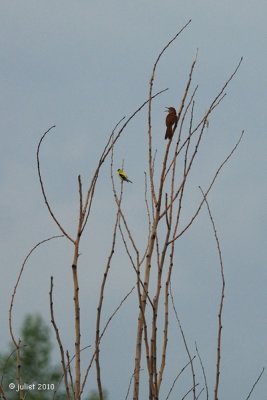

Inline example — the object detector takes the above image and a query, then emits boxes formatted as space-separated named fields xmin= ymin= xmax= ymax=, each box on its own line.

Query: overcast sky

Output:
xmin=1 ymin=1 xmax=267 ymax=399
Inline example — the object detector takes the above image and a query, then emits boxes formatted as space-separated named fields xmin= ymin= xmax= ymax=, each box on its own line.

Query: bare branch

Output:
xmin=81 ymin=287 xmax=135 ymax=395
xmin=195 ymin=342 xmax=209 ymax=400
xmin=189 ymin=57 xmax=243 ymax=142
xmin=175 ymin=49 xmax=198 ymax=132
xmin=9 ymin=235 xmax=63 ymax=348
xmin=49 ymin=276 xmax=71 ymax=399
xmin=169 ymin=130 xmax=244 ymax=243
xmin=36 ymin=126 xmax=75 ymax=243
xmin=170 ymin=283 xmax=196 ymax=399
xmin=55 ymin=345 xmax=91 ymax=400
xmin=125 ymin=369 xmax=144 ymax=400
xmin=78 ymin=174 xmax=83 ymax=223
xmin=81 ymin=89 xmax=168 ymax=235
xmin=181 ymin=383 xmax=200 ymax=400
xmin=66 ymin=350 xmax=75 ymax=399
xmin=196 ymin=387 xmax=205 ymax=399
xmin=199 ymin=187 xmax=225 ymax=400
xmin=244 ymin=367 xmax=265 ymax=400
xmin=147 ymin=19 xmax=192 ymax=211
xmin=95 ymin=208 xmax=120 ymax=400
xmin=0 ymin=384 xmax=8 ymax=400
xmin=165 ymin=356 xmax=196 ymax=400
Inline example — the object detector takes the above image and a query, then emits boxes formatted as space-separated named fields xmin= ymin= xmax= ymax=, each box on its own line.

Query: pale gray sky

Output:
xmin=1 ymin=1 xmax=267 ymax=399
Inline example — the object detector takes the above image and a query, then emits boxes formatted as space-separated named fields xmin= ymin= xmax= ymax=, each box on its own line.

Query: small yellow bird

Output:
xmin=117 ymin=169 xmax=133 ymax=183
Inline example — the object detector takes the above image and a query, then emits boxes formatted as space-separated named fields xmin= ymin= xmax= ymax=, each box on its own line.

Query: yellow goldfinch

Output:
xmin=117 ymin=169 xmax=133 ymax=183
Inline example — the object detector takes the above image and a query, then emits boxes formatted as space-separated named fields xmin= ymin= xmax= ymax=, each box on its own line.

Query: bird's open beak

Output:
xmin=165 ymin=107 xmax=170 ymax=112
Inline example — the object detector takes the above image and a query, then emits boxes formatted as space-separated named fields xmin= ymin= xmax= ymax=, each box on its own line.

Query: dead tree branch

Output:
xmin=244 ymin=367 xmax=265 ymax=400
xmin=199 ymin=188 xmax=225 ymax=400
xmin=49 ymin=276 xmax=71 ymax=399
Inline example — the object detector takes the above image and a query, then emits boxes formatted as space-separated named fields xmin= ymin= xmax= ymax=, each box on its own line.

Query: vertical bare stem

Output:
xmin=8 ymin=236 xmax=63 ymax=399
xmin=66 ymin=350 xmax=75 ymax=398
xmin=16 ymin=340 xmax=22 ymax=400
xmin=170 ymin=283 xmax=196 ymax=399
xmin=49 ymin=276 xmax=71 ymax=399
xmin=0 ymin=385 xmax=8 ymax=400
xmin=95 ymin=212 xmax=119 ymax=400
xmin=72 ymin=244 xmax=81 ymax=399
xmin=195 ymin=342 xmax=209 ymax=400
xmin=199 ymin=188 xmax=225 ymax=400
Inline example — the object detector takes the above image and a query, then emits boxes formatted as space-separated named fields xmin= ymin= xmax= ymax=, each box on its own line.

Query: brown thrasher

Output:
xmin=165 ymin=107 xmax=177 ymax=140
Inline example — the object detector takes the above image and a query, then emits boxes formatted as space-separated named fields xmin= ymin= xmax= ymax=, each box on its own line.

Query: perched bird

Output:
xmin=165 ymin=107 xmax=177 ymax=140
xmin=117 ymin=169 xmax=133 ymax=183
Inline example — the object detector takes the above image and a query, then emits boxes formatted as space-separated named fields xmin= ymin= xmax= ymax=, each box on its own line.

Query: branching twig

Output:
xmin=81 ymin=287 xmax=135 ymax=395
xmin=165 ymin=356 xmax=196 ymax=400
xmin=147 ymin=20 xmax=192 ymax=211
xmin=169 ymin=130 xmax=244 ymax=243
xmin=181 ymin=383 xmax=200 ymax=400
xmin=53 ymin=345 xmax=91 ymax=400
xmin=81 ymin=89 xmax=168 ymax=235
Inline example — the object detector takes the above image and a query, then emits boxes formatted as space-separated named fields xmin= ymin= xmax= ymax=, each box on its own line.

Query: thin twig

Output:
xmin=165 ymin=84 xmax=198 ymax=181
xmin=181 ymin=383 xmax=200 ymax=400
xmin=54 ymin=345 xmax=91 ymax=400
xmin=133 ymin=22 xmax=193 ymax=400
xmin=81 ymin=89 xmax=168 ymax=235
xmin=175 ymin=49 xmax=198 ymax=135
xmin=165 ymin=356 xmax=196 ymax=400
xmin=147 ymin=20 xmax=192 ymax=210
xmin=0 ymin=346 xmax=25 ymax=387
xmin=0 ymin=384 xmax=8 ymax=400
xmin=78 ymin=175 xmax=83 ymax=223
xmin=164 ymin=57 xmax=243 ymax=195
xmin=244 ymin=367 xmax=265 ymax=400
xmin=112 ymin=162 xmax=155 ymax=399
xmin=195 ymin=342 xmax=209 ymax=400
xmin=170 ymin=283 xmax=196 ymax=400
xmin=36 ymin=126 xmax=75 ymax=243
xmin=66 ymin=350 xmax=75 ymax=399
xmin=72 ymin=246 xmax=82 ymax=399
xmin=189 ymin=57 xmax=243 ymax=141
xmin=49 ymin=276 xmax=71 ymax=400
xmin=125 ymin=369 xmax=144 ymax=400
xmin=9 ymin=235 xmax=63 ymax=347
xmin=169 ymin=130 xmax=244 ymax=243
xmin=199 ymin=187 xmax=225 ymax=400
xmin=196 ymin=387 xmax=205 ymax=399
xmin=81 ymin=287 xmax=135 ymax=395
xmin=94 ymin=216 xmax=119 ymax=400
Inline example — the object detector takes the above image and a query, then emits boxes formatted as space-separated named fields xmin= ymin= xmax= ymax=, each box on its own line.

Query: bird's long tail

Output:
xmin=165 ymin=126 xmax=173 ymax=140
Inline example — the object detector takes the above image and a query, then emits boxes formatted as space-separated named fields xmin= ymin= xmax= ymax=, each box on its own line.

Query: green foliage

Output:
xmin=0 ymin=314 xmax=108 ymax=400
xmin=87 ymin=390 xmax=108 ymax=400
xmin=0 ymin=314 xmax=65 ymax=400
